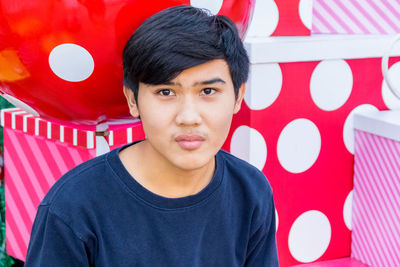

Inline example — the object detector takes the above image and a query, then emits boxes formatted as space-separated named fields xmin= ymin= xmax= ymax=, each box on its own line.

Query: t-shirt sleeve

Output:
xmin=244 ymin=195 xmax=279 ymax=267
xmin=24 ymin=204 xmax=91 ymax=267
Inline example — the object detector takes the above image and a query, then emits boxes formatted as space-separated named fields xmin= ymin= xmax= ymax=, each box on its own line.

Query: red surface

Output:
xmin=272 ymin=0 xmax=310 ymax=36
xmin=0 ymin=0 xmax=254 ymax=125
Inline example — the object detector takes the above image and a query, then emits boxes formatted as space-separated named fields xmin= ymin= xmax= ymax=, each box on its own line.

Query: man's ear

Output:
xmin=123 ymin=86 xmax=140 ymax=118
xmin=233 ymin=83 xmax=246 ymax=114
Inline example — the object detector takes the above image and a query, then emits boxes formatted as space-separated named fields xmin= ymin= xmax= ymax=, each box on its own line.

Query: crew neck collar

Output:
xmin=106 ymin=142 xmax=224 ymax=210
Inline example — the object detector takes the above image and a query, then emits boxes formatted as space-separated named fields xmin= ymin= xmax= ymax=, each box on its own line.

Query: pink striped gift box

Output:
xmin=1 ymin=108 xmax=145 ymax=261
xmin=353 ymin=110 xmax=400 ymax=267
xmin=313 ymin=0 xmax=400 ymax=34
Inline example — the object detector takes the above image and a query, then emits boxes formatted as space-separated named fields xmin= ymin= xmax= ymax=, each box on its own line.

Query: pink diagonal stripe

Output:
xmin=5 ymin=200 xmax=28 ymax=257
xmin=352 ymin=165 xmax=377 ymax=264
xmin=6 ymin=220 xmax=24 ymax=261
xmin=360 ymin=132 xmax=400 ymax=263
xmin=354 ymin=135 xmax=392 ymax=265
xmin=4 ymin=141 xmax=37 ymax=223
xmin=334 ymin=1 xmax=370 ymax=33
xmin=350 ymin=0 xmax=386 ymax=33
xmin=366 ymin=0 xmax=399 ymax=32
xmin=351 ymin=186 xmax=374 ymax=265
xmin=6 ymin=130 xmax=44 ymax=204
xmin=67 ymin=146 xmax=86 ymax=166
xmin=358 ymin=132 xmax=400 ymax=265
xmin=380 ymin=136 xmax=400 ymax=181
xmin=353 ymin=162 xmax=392 ymax=266
xmin=5 ymin=184 xmax=31 ymax=245
xmin=353 ymin=161 xmax=389 ymax=266
xmin=373 ymin=135 xmax=400 ymax=213
xmin=312 ymin=4 xmax=339 ymax=33
xmin=351 ymin=192 xmax=380 ymax=266
xmin=376 ymin=135 xmax=400 ymax=193
xmin=311 ymin=16 xmax=326 ymax=33
xmin=44 ymin=140 xmax=69 ymax=175
xmin=384 ymin=0 xmax=400 ymax=17
xmin=317 ymin=0 xmax=355 ymax=33
xmin=28 ymin=135 xmax=60 ymax=189
xmin=366 ymin=133 xmax=400 ymax=219
xmin=353 ymin=133 xmax=378 ymax=265
xmin=4 ymin=167 xmax=34 ymax=232
xmin=16 ymin=133 xmax=51 ymax=196
xmin=57 ymin=142 xmax=81 ymax=170
xmin=36 ymin=137 xmax=64 ymax=178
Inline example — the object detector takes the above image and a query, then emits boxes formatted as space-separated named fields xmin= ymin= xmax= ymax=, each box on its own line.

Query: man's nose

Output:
xmin=175 ymin=98 xmax=202 ymax=126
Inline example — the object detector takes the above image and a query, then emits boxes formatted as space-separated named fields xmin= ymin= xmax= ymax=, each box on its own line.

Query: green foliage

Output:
xmin=0 ymin=96 xmax=15 ymax=266
xmin=0 ymin=97 xmax=14 ymax=150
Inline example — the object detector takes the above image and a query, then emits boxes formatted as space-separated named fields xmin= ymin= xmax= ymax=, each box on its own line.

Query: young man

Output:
xmin=25 ymin=5 xmax=278 ymax=266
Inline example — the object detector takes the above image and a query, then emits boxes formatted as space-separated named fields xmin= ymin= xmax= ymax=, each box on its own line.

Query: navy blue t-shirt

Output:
xmin=25 ymin=142 xmax=278 ymax=266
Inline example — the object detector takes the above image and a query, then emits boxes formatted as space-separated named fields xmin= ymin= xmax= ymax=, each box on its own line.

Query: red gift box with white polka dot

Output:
xmin=222 ymin=35 xmax=400 ymax=266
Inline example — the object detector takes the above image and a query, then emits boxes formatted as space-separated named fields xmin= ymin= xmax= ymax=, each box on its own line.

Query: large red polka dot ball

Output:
xmin=0 ymin=0 xmax=254 ymax=127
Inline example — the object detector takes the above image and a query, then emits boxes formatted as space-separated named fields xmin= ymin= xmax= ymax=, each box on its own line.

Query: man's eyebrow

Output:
xmin=194 ymin=78 xmax=226 ymax=86
xmin=161 ymin=78 xmax=226 ymax=87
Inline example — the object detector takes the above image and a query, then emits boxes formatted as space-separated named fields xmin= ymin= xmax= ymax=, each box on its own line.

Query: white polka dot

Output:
xmin=275 ymin=209 xmax=279 ymax=232
xmin=190 ymin=0 xmax=223 ymax=15
xmin=289 ymin=210 xmax=331 ymax=263
xmin=343 ymin=104 xmax=378 ymax=154
xmin=246 ymin=0 xmax=279 ymax=37
xmin=244 ymin=63 xmax=282 ymax=110
xmin=299 ymin=0 xmax=313 ymax=30
xmin=310 ymin=60 xmax=353 ymax=111
xmin=277 ymin=119 xmax=321 ymax=173
xmin=344 ymin=190 xmax=353 ymax=230
xmin=1 ymin=94 xmax=40 ymax=116
xmin=230 ymin=125 xmax=267 ymax=171
xmin=49 ymin=43 xmax=94 ymax=82
xmin=382 ymin=61 xmax=400 ymax=109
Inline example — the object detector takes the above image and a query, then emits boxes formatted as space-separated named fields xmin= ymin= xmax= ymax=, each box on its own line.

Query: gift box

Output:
xmin=224 ymin=35 xmax=400 ymax=266
xmin=352 ymin=110 xmax=400 ymax=267
xmin=1 ymin=108 xmax=145 ymax=261
xmin=312 ymin=0 xmax=400 ymax=34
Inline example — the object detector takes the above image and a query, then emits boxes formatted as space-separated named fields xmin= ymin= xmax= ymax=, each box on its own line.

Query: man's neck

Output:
xmin=119 ymin=141 xmax=216 ymax=198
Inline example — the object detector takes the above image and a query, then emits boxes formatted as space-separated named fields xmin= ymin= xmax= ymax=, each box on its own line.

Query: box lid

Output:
xmin=0 ymin=108 xmax=144 ymax=149
xmin=245 ymin=34 xmax=400 ymax=63
xmin=354 ymin=109 xmax=400 ymax=142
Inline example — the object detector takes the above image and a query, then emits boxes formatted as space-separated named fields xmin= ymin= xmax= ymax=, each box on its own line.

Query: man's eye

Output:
xmin=158 ymin=89 xmax=175 ymax=96
xmin=200 ymin=88 xmax=216 ymax=95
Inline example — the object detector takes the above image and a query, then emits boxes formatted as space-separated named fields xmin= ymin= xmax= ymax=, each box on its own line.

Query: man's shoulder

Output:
xmin=40 ymin=152 xmax=114 ymax=211
xmin=219 ymin=150 xmax=273 ymax=200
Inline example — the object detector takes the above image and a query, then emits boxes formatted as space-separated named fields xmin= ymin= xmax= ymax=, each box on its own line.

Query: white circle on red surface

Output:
xmin=277 ymin=119 xmax=321 ymax=173
xmin=344 ymin=190 xmax=353 ymax=230
xmin=343 ymin=104 xmax=378 ymax=154
xmin=275 ymin=209 xmax=279 ymax=232
xmin=310 ymin=60 xmax=353 ymax=111
xmin=49 ymin=43 xmax=94 ymax=82
xmin=382 ymin=61 xmax=400 ymax=109
xmin=299 ymin=0 xmax=313 ymax=30
xmin=230 ymin=125 xmax=267 ymax=171
xmin=246 ymin=0 xmax=279 ymax=37
xmin=244 ymin=63 xmax=282 ymax=110
xmin=190 ymin=0 xmax=223 ymax=15
xmin=289 ymin=210 xmax=331 ymax=263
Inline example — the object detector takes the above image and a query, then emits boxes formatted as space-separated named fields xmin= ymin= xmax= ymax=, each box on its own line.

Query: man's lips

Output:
xmin=175 ymin=134 xmax=205 ymax=150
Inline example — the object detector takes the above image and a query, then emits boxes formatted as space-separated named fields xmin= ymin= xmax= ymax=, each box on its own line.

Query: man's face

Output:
xmin=123 ymin=59 xmax=245 ymax=171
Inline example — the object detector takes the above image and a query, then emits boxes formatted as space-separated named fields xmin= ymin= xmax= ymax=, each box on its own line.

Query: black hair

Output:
xmin=122 ymin=5 xmax=249 ymax=102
